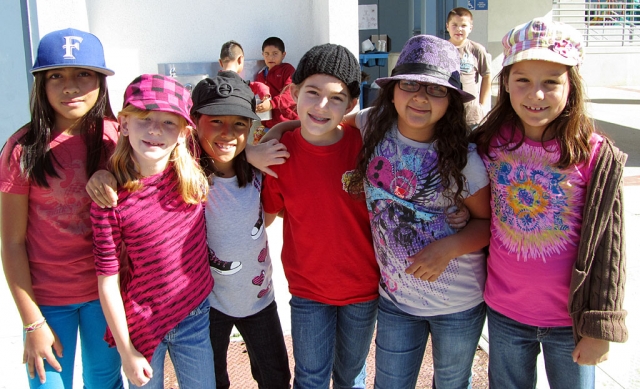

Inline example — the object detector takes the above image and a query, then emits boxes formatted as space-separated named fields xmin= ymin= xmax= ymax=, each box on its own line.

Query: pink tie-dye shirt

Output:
xmin=482 ymin=124 xmax=602 ymax=327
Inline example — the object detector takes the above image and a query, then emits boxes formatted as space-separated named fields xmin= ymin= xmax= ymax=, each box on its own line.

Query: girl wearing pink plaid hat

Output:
xmin=472 ymin=18 xmax=627 ymax=388
xmin=90 ymin=74 xmax=215 ymax=388
xmin=0 ymin=28 xmax=123 ymax=388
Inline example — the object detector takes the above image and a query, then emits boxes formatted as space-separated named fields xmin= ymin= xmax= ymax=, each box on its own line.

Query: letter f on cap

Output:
xmin=63 ymin=36 xmax=83 ymax=59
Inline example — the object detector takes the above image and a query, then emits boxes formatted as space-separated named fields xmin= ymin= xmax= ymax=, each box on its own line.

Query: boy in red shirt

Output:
xmin=255 ymin=37 xmax=298 ymax=132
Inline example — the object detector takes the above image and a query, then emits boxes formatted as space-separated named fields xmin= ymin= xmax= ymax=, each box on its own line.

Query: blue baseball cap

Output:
xmin=31 ymin=28 xmax=114 ymax=76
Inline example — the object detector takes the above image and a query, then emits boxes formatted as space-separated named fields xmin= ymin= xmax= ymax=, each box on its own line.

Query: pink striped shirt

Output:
xmin=91 ymin=167 xmax=213 ymax=361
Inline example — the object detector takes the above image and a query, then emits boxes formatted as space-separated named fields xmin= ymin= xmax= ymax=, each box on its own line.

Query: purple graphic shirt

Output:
xmin=364 ymin=126 xmax=489 ymax=316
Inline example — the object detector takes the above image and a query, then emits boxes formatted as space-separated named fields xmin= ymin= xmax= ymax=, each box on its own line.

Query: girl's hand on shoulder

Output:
xmin=24 ymin=322 xmax=62 ymax=384
xmin=246 ymin=140 xmax=290 ymax=178
xmin=572 ymin=336 xmax=610 ymax=365
xmin=405 ymin=239 xmax=454 ymax=282
xmin=446 ymin=205 xmax=470 ymax=229
xmin=121 ymin=347 xmax=153 ymax=387
xmin=86 ymin=169 xmax=118 ymax=208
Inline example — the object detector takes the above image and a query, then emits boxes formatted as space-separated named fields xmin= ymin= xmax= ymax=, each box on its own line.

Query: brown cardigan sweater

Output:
xmin=569 ymin=138 xmax=628 ymax=344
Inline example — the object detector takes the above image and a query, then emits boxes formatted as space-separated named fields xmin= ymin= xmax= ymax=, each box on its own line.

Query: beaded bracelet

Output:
xmin=24 ymin=317 xmax=46 ymax=333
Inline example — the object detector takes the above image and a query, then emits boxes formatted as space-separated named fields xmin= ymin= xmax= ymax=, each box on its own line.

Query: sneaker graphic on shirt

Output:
xmin=208 ymin=247 xmax=242 ymax=275
xmin=251 ymin=204 xmax=264 ymax=239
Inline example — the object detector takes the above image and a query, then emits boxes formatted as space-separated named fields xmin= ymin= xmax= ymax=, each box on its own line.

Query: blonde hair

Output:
xmin=110 ymin=106 xmax=208 ymax=204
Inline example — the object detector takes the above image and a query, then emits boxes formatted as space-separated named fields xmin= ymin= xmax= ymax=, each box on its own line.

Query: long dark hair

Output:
xmin=9 ymin=71 xmax=115 ymax=187
xmin=193 ymin=112 xmax=253 ymax=188
xmin=350 ymin=81 xmax=470 ymax=208
xmin=472 ymin=65 xmax=594 ymax=168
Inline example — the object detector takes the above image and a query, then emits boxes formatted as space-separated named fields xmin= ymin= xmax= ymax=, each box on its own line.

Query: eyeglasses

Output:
xmin=397 ymin=80 xmax=449 ymax=98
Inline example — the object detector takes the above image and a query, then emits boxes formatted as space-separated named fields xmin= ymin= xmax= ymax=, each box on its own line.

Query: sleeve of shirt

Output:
xmin=91 ymin=202 xmax=122 ymax=276
xmin=0 ymin=131 xmax=30 ymax=194
xmin=250 ymin=81 xmax=271 ymax=100
xmin=355 ymin=108 xmax=372 ymax=138
xmin=269 ymin=64 xmax=296 ymax=111
xmin=476 ymin=43 xmax=491 ymax=76
xmin=261 ymin=172 xmax=284 ymax=215
xmin=462 ymin=146 xmax=490 ymax=197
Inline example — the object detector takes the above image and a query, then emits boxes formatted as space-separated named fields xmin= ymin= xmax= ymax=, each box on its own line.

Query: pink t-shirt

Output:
xmin=92 ymin=167 xmax=213 ymax=361
xmin=482 ymin=124 xmax=603 ymax=327
xmin=0 ymin=120 xmax=118 ymax=306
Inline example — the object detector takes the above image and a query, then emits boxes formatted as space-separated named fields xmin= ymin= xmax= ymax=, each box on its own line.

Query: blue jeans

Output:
xmin=130 ymin=299 xmax=215 ymax=389
xmin=290 ymin=296 xmax=378 ymax=389
xmin=374 ymin=297 xmax=485 ymax=389
xmin=209 ymin=300 xmax=290 ymax=389
xmin=28 ymin=299 xmax=123 ymax=389
xmin=487 ymin=306 xmax=595 ymax=389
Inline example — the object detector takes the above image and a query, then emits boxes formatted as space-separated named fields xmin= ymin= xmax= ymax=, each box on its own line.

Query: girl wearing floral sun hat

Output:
xmin=472 ymin=18 xmax=627 ymax=389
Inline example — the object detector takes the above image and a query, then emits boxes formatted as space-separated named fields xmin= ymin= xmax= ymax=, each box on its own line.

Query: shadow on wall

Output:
xmin=589 ymin=99 xmax=640 ymax=105
xmin=595 ymin=119 xmax=640 ymax=168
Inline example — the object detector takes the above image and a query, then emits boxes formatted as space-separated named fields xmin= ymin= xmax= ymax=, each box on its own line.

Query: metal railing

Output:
xmin=552 ymin=0 xmax=640 ymax=46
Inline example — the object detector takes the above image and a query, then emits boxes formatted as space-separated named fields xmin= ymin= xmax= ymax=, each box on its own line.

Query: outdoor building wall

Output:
xmin=1 ymin=1 xmax=33 ymax=144
xmin=1 ymin=0 xmax=358 ymax=143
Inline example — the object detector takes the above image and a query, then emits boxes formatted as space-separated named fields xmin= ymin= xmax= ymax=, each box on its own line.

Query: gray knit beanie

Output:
xmin=292 ymin=43 xmax=361 ymax=99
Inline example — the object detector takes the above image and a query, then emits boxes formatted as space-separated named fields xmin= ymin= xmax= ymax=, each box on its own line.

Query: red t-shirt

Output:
xmin=262 ymin=125 xmax=379 ymax=305
xmin=0 ymin=120 xmax=118 ymax=306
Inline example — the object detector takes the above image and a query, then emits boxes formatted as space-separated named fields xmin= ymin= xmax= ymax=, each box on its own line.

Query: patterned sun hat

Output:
xmin=375 ymin=35 xmax=475 ymax=102
xmin=502 ymin=18 xmax=585 ymax=67
xmin=123 ymin=74 xmax=195 ymax=127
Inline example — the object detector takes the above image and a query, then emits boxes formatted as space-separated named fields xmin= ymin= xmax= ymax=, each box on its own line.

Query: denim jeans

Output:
xmin=374 ymin=297 xmax=485 ymax=389
xmin=209 ymin=300 xmax=290 ymax=389
xmin=130 ymin=299 xmax=215 ymax=389
xmin=487 ymin=306 xmax=595 ymax=389
xmin=28 ymin=299 xmax=123 ymax=389
xmin=290 ymin=295 xmax=378 ymax=389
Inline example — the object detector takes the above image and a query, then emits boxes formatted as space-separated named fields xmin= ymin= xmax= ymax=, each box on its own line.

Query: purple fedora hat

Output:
xmin=375 ymin=35 xmax=475 ymax=103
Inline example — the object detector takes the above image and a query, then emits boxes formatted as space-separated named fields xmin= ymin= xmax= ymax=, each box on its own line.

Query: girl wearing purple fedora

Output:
xmin=348 ymin=35 xmax=491 ymax=388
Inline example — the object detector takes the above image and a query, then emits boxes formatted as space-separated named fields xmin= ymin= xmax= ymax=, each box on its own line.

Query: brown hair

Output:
xmin=472 ymin=65 xmax=594 ymax=168
xmin=447 ymin=7 xmax=473 ymax=23
xmin=7 ymin=71 xmax=115 ymax=187
xmin=350 ymin=81 xmax=470 ymax=209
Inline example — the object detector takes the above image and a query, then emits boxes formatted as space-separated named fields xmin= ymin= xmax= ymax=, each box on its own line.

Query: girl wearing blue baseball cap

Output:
xmin=0 ymin=28 xmax=123 ymax=388
xmin=472 ymin=18 xmax=627 ymax=388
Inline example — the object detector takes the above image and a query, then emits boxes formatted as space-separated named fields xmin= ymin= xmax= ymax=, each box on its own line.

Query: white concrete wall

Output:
xmin=485 ymin=0 xmax=554 ymax=80
xmin=0 ymin=2 xmax=32 ymax=144
xmin=81 ymin=0 xmax=358 ymax=110
xmin=7 ymin=0 xmax=358 ymax=127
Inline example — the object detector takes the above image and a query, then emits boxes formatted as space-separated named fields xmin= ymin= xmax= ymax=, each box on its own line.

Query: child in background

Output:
xmin=0 ymin=28 xmax=123 ymax=388
xmin=190 ymin=71 xmax=291 ymax=389
xmin=255 ymin=37 xmax=298 ymax=134
xmin=219 ymin=40 xmax=271 ymax=112
xmin=446 ymin=7 xmax=491 ymax=128
xmin=218 ymin=40 xmax=272 ymax=145
xmin=472 ymin=19 xmax=627 ymax=388
xmin=91 ymin=74 xmax=214 ymax=389
xmin=261 ymin=43 xmax=379 ymax=388
xmin=348 ymin=35 xmax=491 ymax=388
